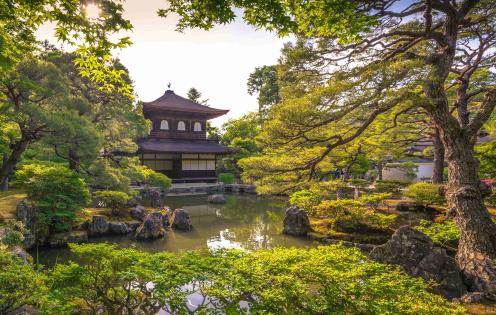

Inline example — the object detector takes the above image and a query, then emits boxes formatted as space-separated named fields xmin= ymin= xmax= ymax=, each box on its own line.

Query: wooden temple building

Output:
xmin=137 ymin=89 xmax=233 ymax=182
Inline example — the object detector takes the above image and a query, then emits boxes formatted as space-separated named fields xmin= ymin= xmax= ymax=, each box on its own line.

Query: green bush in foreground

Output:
xmin=1 ymin=243 xmax=462 ymax=314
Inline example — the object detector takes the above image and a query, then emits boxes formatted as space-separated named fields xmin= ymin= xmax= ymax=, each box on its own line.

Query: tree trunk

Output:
xmin=377 ymin=162 xmax=383 ymax=181
xmin=0 ymin=154 xmax=8 ymax=191
xmin=441 ymin=127 xmax=496 ymax=294
xmin=431 ymin=128 xmax=445 ymax=184
xmin=0 ymin=137 xmax=30 ymax=191
xmin=68 ymin=146 xmax=80 ymax=172
xmin=424 ymin=66 xmax=496 ymax=294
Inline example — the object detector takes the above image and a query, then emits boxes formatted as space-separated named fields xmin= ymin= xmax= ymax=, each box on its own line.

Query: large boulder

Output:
xmin=88 ymin=215 xmax=109 ymax=236
xmin=283 ymin=206 xmax=311 ymax=236
xmin=370 ymin=226 xmax=467 ymax=299
xmin=15 ymin=199 xmax=49 ymax=248
xmin=135 ymin=212 xmax=165 ymax=239
xmin=170 ymin=208 xmax=192 ymax=231
xmin=207 ymin=194 xmax=225 ymax=204
xmin=10 ymin=246 xmax=32 ymax=264
xmin=125 ymin=220 xmax=141 ymax=233
xmin=147 ymin=188 xmax=162 ymax=208
xmin=15 ymin=199 xmax=35 ymax=228
xmin=108 ymin=222 xmax=129 ymax=235
xmin=131 ymin=205 xmax=147 ymax=221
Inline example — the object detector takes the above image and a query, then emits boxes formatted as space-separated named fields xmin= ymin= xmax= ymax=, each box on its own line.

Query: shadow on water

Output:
xmin=33 ymin=194 xmax=315 ymax=266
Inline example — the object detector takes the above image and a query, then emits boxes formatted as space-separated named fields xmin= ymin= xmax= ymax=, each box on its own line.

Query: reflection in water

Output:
xmin=34 ymin=194 xmax=314 ymax=265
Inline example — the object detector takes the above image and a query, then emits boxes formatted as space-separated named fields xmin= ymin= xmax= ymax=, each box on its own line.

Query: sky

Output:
xmin=36 ymin=0 xmax=288 ymax=127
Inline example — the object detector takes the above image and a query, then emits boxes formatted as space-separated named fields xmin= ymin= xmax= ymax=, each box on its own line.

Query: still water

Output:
xmin=33 ymin=194 xmax=314 ymax=265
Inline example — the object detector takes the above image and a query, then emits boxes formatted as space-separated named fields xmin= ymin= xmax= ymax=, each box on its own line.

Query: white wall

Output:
xmin=382 ymin=162 xmax=435 ymax=182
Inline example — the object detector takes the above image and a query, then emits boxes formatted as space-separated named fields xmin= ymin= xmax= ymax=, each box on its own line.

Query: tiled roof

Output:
xmin=137 ymin=138 xmax=234 ymax=154
xmin=143 ymin=90 xmax=229 ymax=118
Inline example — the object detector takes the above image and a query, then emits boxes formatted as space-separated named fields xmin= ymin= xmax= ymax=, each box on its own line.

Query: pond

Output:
xmin=33 ymin=194 xmax=315 ymax=266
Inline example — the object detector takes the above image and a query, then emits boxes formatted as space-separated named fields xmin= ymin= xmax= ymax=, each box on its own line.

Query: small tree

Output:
xmin=93 ymin=191 xmax=131 ymax=216
xmin=16 ymin=163 xmax=90 ymax=232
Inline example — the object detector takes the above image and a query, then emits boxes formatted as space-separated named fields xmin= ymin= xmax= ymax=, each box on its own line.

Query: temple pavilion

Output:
xmin=137 ymin=89 xmax=233 ymax=182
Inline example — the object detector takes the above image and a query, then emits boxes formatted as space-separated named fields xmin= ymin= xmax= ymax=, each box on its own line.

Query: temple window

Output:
xmin=177 ymin=121 xmax=186 ymax=131
xmin=194 ymin=122 xmax=202 ymax=132
xmin=159 ymin=120 xmax=169 ymax=130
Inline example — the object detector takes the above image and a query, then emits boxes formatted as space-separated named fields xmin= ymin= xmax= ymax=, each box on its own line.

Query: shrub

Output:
xmin=218 ymin=172 xmax=236 ymax=184
xmin=0 ymin=250 xmax=47 ymax=314
xmin=141 ymin=168 xmax=172 ymax=190
xmin=403 ymin=182 xmax=443 ymax=206
xmin=93 ymin=190 xmax=131 ymax=215
xmin=289 ymin=189 xmax=321 ymax=214
xmin=486 ymin=188 xmax=496 ymax=206
xmin=16 ymin=163 xmax=90 ymax=232
xmin=416 ymin=219 xmax=460 ymax=246
xmin=313 ymin=199 xmax=396 ymax=232
xmin=374 ymin=180 xmax=408 ymax=193
xmin=86 ymin=159 xmax=132 ymax=192
xmin=359 ymin=192 xmax=392 ymax=210
xmin=0 ymin=220 xmax=26 ymax=248
xmin=42 ymin=243 xmax=461 ymax=314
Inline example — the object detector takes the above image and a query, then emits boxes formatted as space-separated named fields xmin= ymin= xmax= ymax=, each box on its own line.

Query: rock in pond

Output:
xmin=47 ymin=231 xmax=88 ymax=247
xmin=135 ymin=212 xmax=165 ymax=239
xmin=108 ymin=222 xmax=129 ymax=235
xmin=125 ymin=220 xmax=141 ymax=233
xmin=283 ymin=206 xmax=311 ymax=236
xmin=10 ymin=246 xmax=32 ymax=264
xmin=88 ymin=215 xmax=109 ymax=236
xmin=370 ymin=226 xmax=467 ymax=299
xmin=170 ymin=208 xmax=192 ymax=231
xmin=131 ymin=205 xmax=147 ymax=221
xmin=207 ymin=194 xmax=225 ymax=204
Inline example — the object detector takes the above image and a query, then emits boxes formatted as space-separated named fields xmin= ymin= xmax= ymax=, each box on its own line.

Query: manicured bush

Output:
xmin=15 ymin=163 xmax=90 ymax=231
xmin=359 ymin=192 xmax=392 ymax=210
xmin=374 ymin=180 xmax=408 ymax=193
xmin=416 ymin=219 xmax=460 ymax=246
xmin=42 ymin=243 xmax=461 ymax=314
xmin=93 ymin=190 xmax=131 ymax=215
xmin=218 ymin=172 xmax=236 ymax=184
xmin=313 ymin=199 xmax=396 ymax=232
xmin=141 ymin=168 xmax=172 ymax=190
xmin=403 ymin=182 xmax=443 ymax=206
xmin=289 ymin=189 xmax=321 ymax=214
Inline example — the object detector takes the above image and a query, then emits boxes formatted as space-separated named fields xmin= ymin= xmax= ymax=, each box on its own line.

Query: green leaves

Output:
xmin=33 ymin=243 xmax=462 ymax=314
xmin=15 ymin=163 xmax=90 ymax=231
xmin=161 ymin=0 xmax=375 ymax=42
xmin=1 ymin=0 xmax=133 ymax=96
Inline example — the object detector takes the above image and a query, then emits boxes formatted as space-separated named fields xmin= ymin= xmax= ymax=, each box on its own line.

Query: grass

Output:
xmin=0 ymin=189 xmax=27 ymax=221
